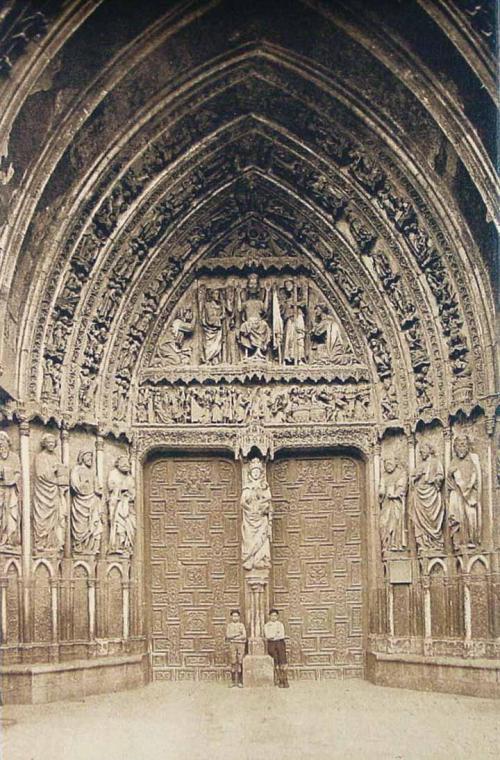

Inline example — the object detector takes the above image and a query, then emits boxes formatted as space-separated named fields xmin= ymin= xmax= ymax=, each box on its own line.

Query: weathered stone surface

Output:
xmin=242 ymin=655 xmax=275 ymax=688
xmin=0 ymin=0 xmax=497 ymax=706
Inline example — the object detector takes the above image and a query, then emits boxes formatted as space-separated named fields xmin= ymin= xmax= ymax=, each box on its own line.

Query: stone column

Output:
xmin=122 ymin=578 xmax=130 ymax=640
xmin=95 ymin=432 xmax=107 ymax=639
xmin=88 ymin=578 xmax=96 ymax=641
xmin=19 ymin=419 xmax=32 ymax=641
xmin=60 ymin=423 xmax=73 ymax=641
xmin=485 ymin=415 xmax=496 ymax=549
xmin=0 ymin=577 xmax=7 ymax=643
xmin=245 ymin=571 xmax=268 ymax=655
xmin=422 ymin=574 xmax=432 ymax=655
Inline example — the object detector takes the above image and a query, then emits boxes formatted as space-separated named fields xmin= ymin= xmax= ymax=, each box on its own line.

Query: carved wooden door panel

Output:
xmin=270 ymin=455 xmax=364 ymax=681
xmin=147 ymin=456 xmax=242 ymax=681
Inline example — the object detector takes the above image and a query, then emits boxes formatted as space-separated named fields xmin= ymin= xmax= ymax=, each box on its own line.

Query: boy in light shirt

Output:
xmin=264 ymin=608 xmax=290 ymax=688
xmin=225 ymin=609 xmax=246 ymax=688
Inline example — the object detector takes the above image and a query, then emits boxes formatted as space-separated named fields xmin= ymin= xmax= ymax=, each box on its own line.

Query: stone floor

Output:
xmin=1 ymin=679 xmax=499 ymax=760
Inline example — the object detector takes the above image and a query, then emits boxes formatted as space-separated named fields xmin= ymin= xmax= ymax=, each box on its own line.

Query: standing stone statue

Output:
xmin=0 ymin=431 xmax=21 ymax=548
xmin=241 ymin=458 xmax=273 ymax=571
xmin=237 ymin=274 xmax=271 ymax=361
xmin=379 ymin=457 xmax=408 ymax=552
xmin=279 ymin=279 xmax=307 ymax=364
xmin=448 ymin=434 xmax=482 ymax=549
xmin=33 ymin=433 xmax=69 ymax=552
xmin=70 ymin=450 xmax=103 ymax=555
xmin=107 ymin=456 xmax=136 ymax=555
xmin=410 ymin=442 xmax=445 ymax=551
xmin=200 ymin=288 xmax=226 ymax=365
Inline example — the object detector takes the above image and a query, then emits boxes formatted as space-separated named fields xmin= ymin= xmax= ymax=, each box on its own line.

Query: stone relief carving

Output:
xmin=0 ymin=432 xmax=21 ymax=549
xmin=70 ymin=450 xmax=103 ymax=555
xmin=157 ymin=308 xmax=194 ymax=365
xmin=0 ymin=8 xmax=49 ymax=77
xmin=152 ymin=273 xmax=355 ymax=370
xmin=410 ymin=442 xmax=445 ymax=551
xmin=241 ymin=458 xmax=273 ymax=571
xmin=135 ymin=383 xmax=372 ymax=425
xmin=447 ymin=434 xmax=482 ymax=550
xmin=107 ymin=456 xmax=136 ymax=556
xmin=29 ymin=71 xmax=480 ymax=425
xmin=379 ymin=457 xmax=408 ymax=552
xmin=33 ymin=434 xmax=69 ymax=553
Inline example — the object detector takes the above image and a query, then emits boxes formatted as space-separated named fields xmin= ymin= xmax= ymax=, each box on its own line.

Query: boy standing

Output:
xmin=225 ymin=609 xmax=247 ymax=688
xmin=264 ymin=609 xmax=290 ymax=688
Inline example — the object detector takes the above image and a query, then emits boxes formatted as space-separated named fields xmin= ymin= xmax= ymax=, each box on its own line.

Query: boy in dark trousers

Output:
xmin=264 ymin=608 xmax=290 ymax=688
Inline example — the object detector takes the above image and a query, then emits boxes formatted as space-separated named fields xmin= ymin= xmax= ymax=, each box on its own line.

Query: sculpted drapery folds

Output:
xmin=241 ymin=458 xmax=273 ymax=571
xmin=237 ymin=273 xmax=271 ymax=361
xmin=280 ymin=279 xmax=307 ymax=365
xmin=70 ymin=450 xmax=103 ymax=555
xmin=199 ymin=287 xmax=227 ymax=365
xmin=0 ymin=432 xmax=21 ymax=548
xmin=107 ymin=456 xmax=136 ymax=555
xmin=410 ymin=442 xmax=445 ymax=551
xmin=157 ymin=308 xmax=194 ymax=365
xmin=33 ymin=434 xmax=69 ymax=552
xmin=379 ymin=458 xmax=408 ymax=552
xmin=310 ymin=303 xmax=345 ymax=363
xmin=448 ymin=434 xmax=482 ymax=550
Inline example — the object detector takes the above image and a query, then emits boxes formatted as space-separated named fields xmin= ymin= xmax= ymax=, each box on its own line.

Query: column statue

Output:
xmin=107 ymin=456 xmax=136 ymax=555
xmin=0 ymin=431 xmax=21 ymax=548
xmin=33 ymin=433 xmax=69 ymax=552
xmin=410 ymin=442 xmax=445 ymax=551
xmin=447 ymin=434 xmax=482 ymax=549
xmin=70 ymin=450 xmax=103 ymax=555
xmin=241 ymin=458 xmax=273 ymax=571
xmin=379 ymin=457 xmax=408 ymax=552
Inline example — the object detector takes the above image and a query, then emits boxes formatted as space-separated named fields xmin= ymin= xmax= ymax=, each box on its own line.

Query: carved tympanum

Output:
xmin=152 ymin=272 xmax=355 ymax=369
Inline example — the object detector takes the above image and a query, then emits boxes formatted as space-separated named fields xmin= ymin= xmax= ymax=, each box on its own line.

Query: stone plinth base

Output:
xmin=242 ymin=654 xmax=274 ymax=687
xmin=367 ymin=652 xmax=500 ymax=699
xmin=0 ymin=653 xmax=148 ymax=704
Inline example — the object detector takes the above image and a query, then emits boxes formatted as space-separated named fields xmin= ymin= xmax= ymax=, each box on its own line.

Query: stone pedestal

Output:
xmin=243 ymin=654 xmax=275 ymax=687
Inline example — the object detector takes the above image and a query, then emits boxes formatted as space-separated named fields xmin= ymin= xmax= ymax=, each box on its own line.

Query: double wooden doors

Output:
xmin=146 ymin=452 xmax=364 ymax=682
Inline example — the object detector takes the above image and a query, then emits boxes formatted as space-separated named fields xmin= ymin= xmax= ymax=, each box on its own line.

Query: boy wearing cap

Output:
xmin=264 ymin=608 xmax=290 ymax=688
xmin=225 ymin=609 xmax=247 ymax=688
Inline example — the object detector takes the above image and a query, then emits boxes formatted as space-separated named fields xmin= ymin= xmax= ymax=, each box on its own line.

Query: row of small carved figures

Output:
xmin=0 ymin=432 xmax=135 ymax=557
xmin=135 ymin=384 xmax=372 ymax=424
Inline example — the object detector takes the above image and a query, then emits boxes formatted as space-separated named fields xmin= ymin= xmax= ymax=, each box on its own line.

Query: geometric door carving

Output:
xmin=147 ymin=456 xmax=242 ymax=681
xmin=269 ymin=455 xmax=364 ymax=680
